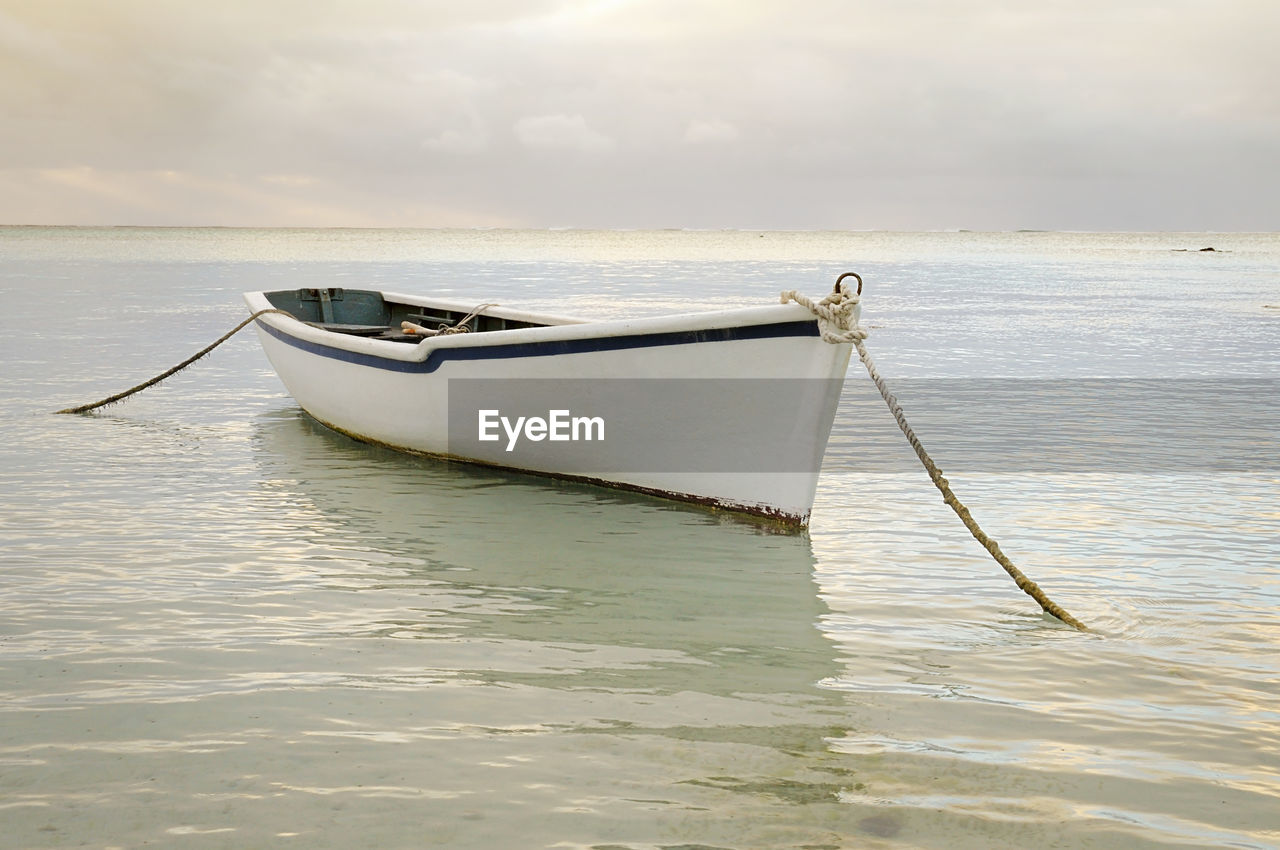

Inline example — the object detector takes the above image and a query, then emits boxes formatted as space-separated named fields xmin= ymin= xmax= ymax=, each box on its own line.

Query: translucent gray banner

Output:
xmin=447 ymin=378 xmax=845 ymax=473
xmin=825 ymin=378 xmax=1280 ymax=473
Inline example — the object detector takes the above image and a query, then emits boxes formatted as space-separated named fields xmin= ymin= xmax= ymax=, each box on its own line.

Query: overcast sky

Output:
xmin=1 ymin=0 xmax=1276 ymax=230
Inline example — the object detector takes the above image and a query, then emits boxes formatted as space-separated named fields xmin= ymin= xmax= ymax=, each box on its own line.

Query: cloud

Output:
xmin=423 ymin=129 xmax=490 ymax=155
xmin=514 ymin=114 xmax=617 ymax=153
xmin=684 ymin=120 xmax=739 ymax=145
xmin=0 ymin=0 xmax=1277 ymax=228
xmin=0 ymin=165 xmax=517 ymax=228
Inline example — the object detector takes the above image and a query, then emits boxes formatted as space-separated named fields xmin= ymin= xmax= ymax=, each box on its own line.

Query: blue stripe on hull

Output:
xmin=257 ymin=318 xmax=821 ymax=373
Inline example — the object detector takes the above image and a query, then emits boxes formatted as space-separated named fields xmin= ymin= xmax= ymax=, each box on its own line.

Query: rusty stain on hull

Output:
xmin=305 ymin=412 xmax=810 ymax=531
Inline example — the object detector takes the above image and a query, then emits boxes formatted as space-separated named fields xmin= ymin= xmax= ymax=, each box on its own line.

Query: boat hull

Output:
xmin=244 ymin=290 xmax=852 ymax=525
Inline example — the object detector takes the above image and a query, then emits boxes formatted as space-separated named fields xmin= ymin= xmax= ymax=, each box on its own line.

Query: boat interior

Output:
xmin=264 ymin=288 xmax=549 ymax=342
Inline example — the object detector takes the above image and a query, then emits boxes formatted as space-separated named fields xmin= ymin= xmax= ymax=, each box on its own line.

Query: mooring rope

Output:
xmin=401 ymin=302 xmax=501 ymax=337
xmin=440 ymin=302 xmax=499 ymax=334
xmin=782 ymin=277 xmax=1088 ymax=631
xmin=54 ymin=308 xmax=294 ymax=415
xmin=56 ymin=301 xmax=494 ymax=413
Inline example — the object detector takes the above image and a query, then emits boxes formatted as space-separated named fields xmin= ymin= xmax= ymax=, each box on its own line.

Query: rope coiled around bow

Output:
xmin=780 ymin=275 xmax=867 ymax=344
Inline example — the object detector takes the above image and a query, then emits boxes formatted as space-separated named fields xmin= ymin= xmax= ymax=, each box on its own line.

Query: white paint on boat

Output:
xmin=244 ymin=289 xmax=853 ymax=525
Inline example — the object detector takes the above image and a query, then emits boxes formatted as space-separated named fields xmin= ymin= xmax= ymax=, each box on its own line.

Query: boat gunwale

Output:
xmin=243 ymin=290 xmax=825 ymax=367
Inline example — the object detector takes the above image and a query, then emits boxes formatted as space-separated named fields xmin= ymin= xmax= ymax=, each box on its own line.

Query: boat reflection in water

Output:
xmin=252 ymin=407 xmax=841 ymax=700
xmin=248 ymin=409 xmax=865 ymax=847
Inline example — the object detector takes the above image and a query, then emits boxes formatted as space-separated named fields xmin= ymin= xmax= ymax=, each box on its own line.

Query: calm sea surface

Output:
xmin=2 ymin=228 xmax=1278 ymax=849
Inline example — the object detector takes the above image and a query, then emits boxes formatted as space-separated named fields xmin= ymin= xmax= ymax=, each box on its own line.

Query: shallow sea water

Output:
xmin=1 ymin=228 xmax=1278 ymax=848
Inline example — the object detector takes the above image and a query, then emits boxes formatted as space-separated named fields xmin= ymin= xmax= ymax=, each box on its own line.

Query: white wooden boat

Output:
xmin=244 ymin=280 xmax=858 ymax=526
